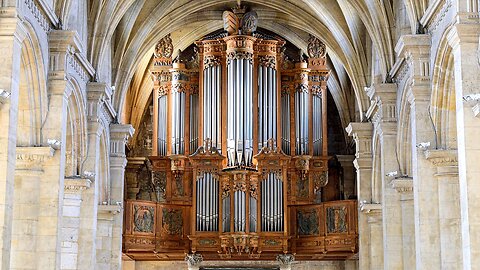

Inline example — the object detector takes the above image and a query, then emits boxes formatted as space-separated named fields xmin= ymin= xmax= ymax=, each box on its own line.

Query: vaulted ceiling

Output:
xmin=78 ymin=0 xmax=429 ymax=135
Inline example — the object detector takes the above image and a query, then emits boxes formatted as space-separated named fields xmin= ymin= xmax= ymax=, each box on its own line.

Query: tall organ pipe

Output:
xmin=295 ymin=82 xmax=309 ymax=155
xmin=158 ymin=94 xmax=168 ymax=156
xmin=203 ymin=63 xmax=222 ymax=151
xmin=258 ymin=62 xmax=278 ymax=150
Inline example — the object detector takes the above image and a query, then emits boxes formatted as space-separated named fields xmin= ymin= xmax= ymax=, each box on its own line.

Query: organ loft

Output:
xmin=123 ymin=4 xmax=357 ymax=263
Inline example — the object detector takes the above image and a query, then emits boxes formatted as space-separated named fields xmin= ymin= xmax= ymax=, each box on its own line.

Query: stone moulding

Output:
xmin=15 ymin=146 xmax=55 ymax=171
xmin=64 ymin=177 xmax=92 ymax=192
xmin=390 ymin=178 xmax=413 ymax=193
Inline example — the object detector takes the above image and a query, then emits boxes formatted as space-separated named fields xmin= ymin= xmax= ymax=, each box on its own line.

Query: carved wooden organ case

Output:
xmin=124 ymin=6 xmax=357 ymax=261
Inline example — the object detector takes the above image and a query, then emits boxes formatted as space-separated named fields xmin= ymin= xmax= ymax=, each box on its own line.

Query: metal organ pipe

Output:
xmin=313 ymin=93 xmax=322 ymax=156
xmin=158 ymin=94 xmax=168 ymax=156
xmin=261 ymin=173 xmax=284 ymax=232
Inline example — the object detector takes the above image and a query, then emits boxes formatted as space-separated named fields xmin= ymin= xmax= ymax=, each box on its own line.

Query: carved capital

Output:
xmin=424 ymin=149 xmax=459 ymax=177
xmin=64 ymin=177 xmax=92 ymax=193
xmin=390 ymin=178 xmax=413 ymax=194
xmin=185 ymin=253 xmax=203 ymax=267
xmin=346 ymin=122 xmax=373 ymax=160
xmin=276 ymin=254 xmax=295 ymax=266
xmin=360 ymin=203 xmax=382 ymax=223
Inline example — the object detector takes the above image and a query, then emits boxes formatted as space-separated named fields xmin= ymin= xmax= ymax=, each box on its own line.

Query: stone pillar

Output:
xmin=185 ymin=254 xmax=203 ymax=270
xmin=0 ymin=8 xmax=25 ymax=269
xmin=10 ymin=147 xmax=54 ymax=270
xmin=396 ymin=34 xmax=441 ymax=269
xmin=35 ymin=30 xmax=80 ymax=270
xmin=390 ymin=178 xmax=415 ymax=270
xmin=109 ymin=124 xmax=134 ymax=269
xmin=336 ymin=155 xmax=355 ymax=199
xmin=61 ymin=178 xmax=92 ymax=270
xmin=369 ymin=83 xmax=404 ymax=270
xmin=425 ymin=149 xmax=462 ymax=269
xmin=360 ymin=203 xmax=383 ymax=270
xmin=76 ymin=83 xmax=115 ymax=270
xmin=96 ymin=205 xmax=121 ymax=270
xmin=346 ymin=122 xmax=375 ymax=270
xmin=446 ymin=20 xmax=480 ymax=269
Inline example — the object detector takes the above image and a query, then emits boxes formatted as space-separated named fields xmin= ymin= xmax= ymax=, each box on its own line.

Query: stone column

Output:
xmin=396 ymin=34 xmax=441 ymax=269
xmin=446 ymin=20 xmax=480 ymax=269
xmin=76 ymin=83 xmax=115 ymax=270
xmin=109 ymin=124 xmax=134 ymax=269
xmin=425 ymin=149 xmax=462 ymax=269
xmin=390 ymin=178 xmax=415 ymax=270
xmin=360 ymin=203 xmax=383 ymax=270
xmin=371 ymin=83 xmax=404 ymax=270
xmin=10 ymin=147 xmax=54 ymax=270
xmin=346 ymin=122 xmax=376 ymax=270
xmin=0 ymin=9 xmax=25 ymax=269
xmin=336 ymin=155 xmax=355 ymax=199
xmin=35 ymin=30 xmax=80 ymax=270
xmin=61 ymin=178 xmax=92 ymax=270
xmin=96 ymin=205 xmax=121 ymax=270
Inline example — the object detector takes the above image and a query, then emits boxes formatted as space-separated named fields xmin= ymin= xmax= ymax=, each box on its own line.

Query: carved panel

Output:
xmin=134 ymin=205 xmax=155 ymax=233
xmin=162 ymin=208 xmax=183 ymax=235
xmin=326 ymin=206 xmax=347 ymax=234
xmin=297 ymin=209 xmax=319 ymax=235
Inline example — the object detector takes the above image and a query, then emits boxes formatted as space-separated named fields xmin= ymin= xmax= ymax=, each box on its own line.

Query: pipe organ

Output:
xmin=124 ymin=5 xmax=357 ymax=262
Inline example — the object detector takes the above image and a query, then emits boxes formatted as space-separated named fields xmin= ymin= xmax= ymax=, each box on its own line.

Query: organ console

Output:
xmin=123 ymin=4 xmax=357 ymax=262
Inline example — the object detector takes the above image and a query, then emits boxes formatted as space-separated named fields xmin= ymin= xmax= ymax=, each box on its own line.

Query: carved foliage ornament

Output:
xmin=203 ymin=55 xmax=222 ymax=69
xmin=307 ymin=34 xmax=326 ymax=58
xmin=152 ymin=171 xmax=167 ymax=202
xmin=162 ymin=208 xmax=183 ymax=235
xmin=154 ymin=34 xmax=173 ymax=58
xmin=227 ymin=51 xmax=253 ymax=64
xmin=258 ymin=55 xmax=276 ymax=69
xmin=185 ymin=253 xmax=203 ymax=267
xmin=313 ymin=170 xmax=328 ymax=192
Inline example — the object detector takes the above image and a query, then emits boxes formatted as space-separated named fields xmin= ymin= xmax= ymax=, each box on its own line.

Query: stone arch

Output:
xmin=97 ymin=125 xmax=110 ymax=204
xmin=431 ymin=27 xmax=457 ymax=149
xmin=65 ymin=78 xmax=88 ymax=177
xmin=397 ymin=78 xmax=413 ymax=177
xmin=16 ymin=20 xmax=48 ymax=146
xmin=371 ymin=127 xmax=382 ymax=203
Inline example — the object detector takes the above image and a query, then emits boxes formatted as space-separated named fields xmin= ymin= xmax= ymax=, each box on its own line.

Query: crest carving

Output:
xmin=307 ymin=34 xmax=326 ymax=58
xmin=155 ymin=34 xmax=174 ymax=58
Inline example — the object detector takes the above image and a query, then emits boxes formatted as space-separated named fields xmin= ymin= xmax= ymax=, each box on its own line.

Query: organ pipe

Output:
xmin=196 ymin=172 xmax=219 ymax=231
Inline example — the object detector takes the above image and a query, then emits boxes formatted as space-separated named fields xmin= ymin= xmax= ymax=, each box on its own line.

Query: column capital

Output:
xmin=276 ymin=254 xmax=295 ymax=269
xmin=446 ymin=23 xmax=480 ymax=50
xmin=346 ymin=122 xmax=373 ymax=160
xmin=110 ymin=124 xmax=134 ymax=142
xmin=336 ymin=155 xmax=355 ymax=166
xmin=390 ymin=177 xmax=413 ymax=194
xmin=395 ymin=34 xmax=431 ymax=60
xmin=424 ymin=149 xmax=459 ymax=176
xmin=185 ymin=253 xmax=203 ymax=268
xmin=87 ymin=82 xmax=116 ymax=125
xmin=360 ymin=203 xmax=383 ymax=223
xmin=0 ymin=8 xmax=27 ymax=41
xmin=48 ymin=30 xmax=83 ymax=54
xmin=64 ymin=177 xmax=92 ymax=193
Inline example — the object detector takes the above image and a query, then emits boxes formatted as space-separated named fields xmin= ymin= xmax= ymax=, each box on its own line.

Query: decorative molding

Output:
xmin=203 ymin=55 xmax=221 ymax=69
xmin=15 ymin=146 xmax=55 ymax=171
xmin=227 ymin=51 xmax=253 ymax=63
xmin=424 ymin=0 xmax=453 ymax=33
xmin=0 ymin=89 xmax=11 ymax=106
xmin=64 ymin=177 xmax=92 ymax=192
xmin=390 ymin=178 xmax=413 ymax=193
xmin=24 ymin=0 xmax=51 ymax=33
xmin=258 ymin=55 xmax=276 ymax=69
xmin=359 ymin=202 xmax=382 ymax=214
xmin=424 ymin=149 xmax=458 ymax=167
xmin=98 ymin=204 xmax=122 ymax=215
